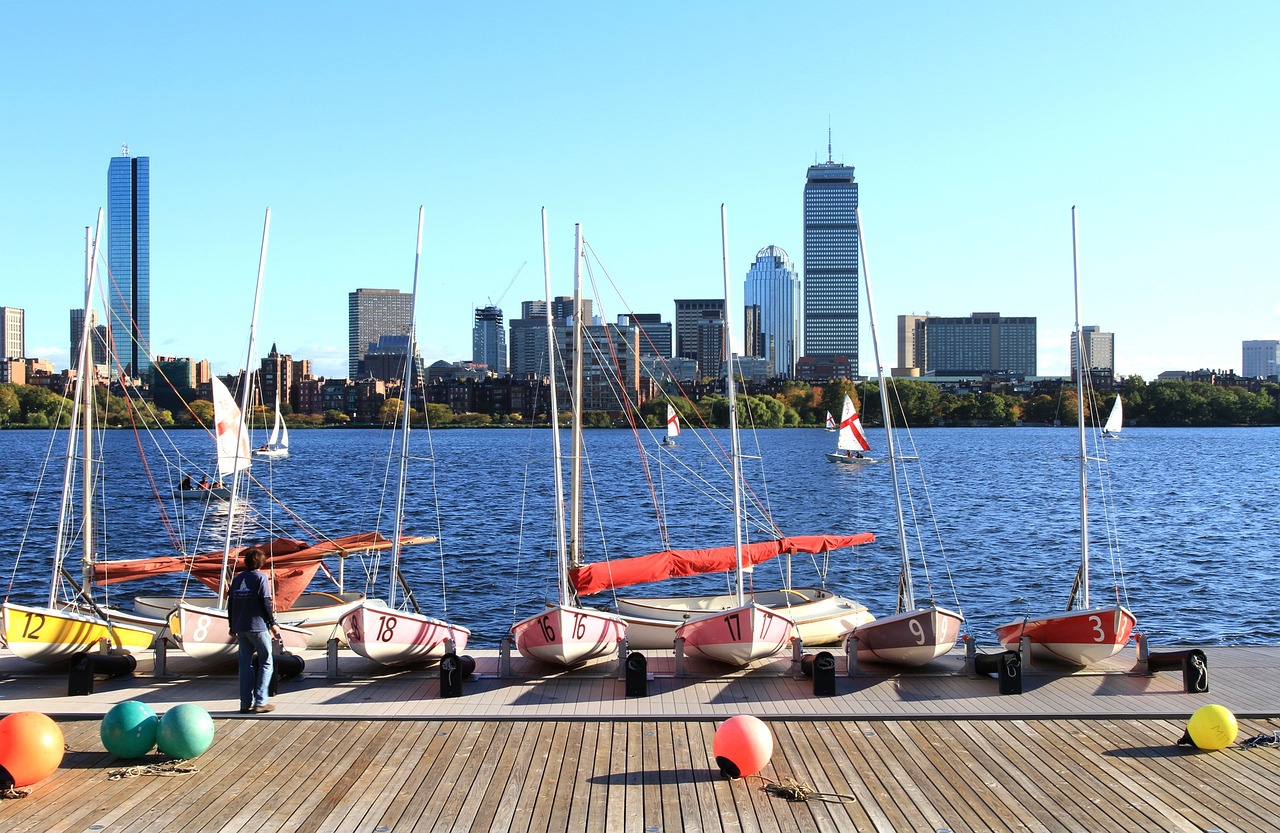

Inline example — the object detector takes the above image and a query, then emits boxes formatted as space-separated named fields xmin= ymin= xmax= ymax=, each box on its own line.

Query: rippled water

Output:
xmin=2 ymin=423 xmax=1277 ymax=649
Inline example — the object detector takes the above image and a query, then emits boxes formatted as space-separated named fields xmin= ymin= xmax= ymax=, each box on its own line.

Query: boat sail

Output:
xmin=510 ymin=214 xmax=626 ymax=666
xmin=254 ymin=365 xmax=290 ymax=458
xmin=994 ymin=207 xmax=1136 ymax=666
xmin=671 ymin=206 xmax=798 ymax=667
xmin=1 ymin=216 xmax=160 ymax=663
xmin=662 ymin=404 xmax=680 ymax=447
xmin=826 ymin=394 xmax=876 ymax=464
xmin=339 ymin=206 xmax=471 ymax=665
xmin=839 ymin=207 xmax=964 ymax=666
xmin=824 ymin=411 xmax=836 ymax=431
xmin=1103 ymin=394 xmax=1123 ymax=437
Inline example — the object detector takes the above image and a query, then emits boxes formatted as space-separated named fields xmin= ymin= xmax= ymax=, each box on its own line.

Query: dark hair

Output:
xmin=241 ymin=546 xmax=267 ymax=571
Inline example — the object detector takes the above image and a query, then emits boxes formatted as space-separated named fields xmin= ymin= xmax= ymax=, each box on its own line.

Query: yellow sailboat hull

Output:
xmin=2 ymin=601 xmax=154 ymax=665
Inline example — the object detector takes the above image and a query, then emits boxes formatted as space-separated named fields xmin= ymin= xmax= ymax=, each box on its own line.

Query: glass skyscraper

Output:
xmin=472 ymin=305 xmax=507 ymax=375
xmin=108 ymin=152 xmax=150 ymax=380
xmin=744 ymin=245 xmax=801 ymax=378
xmin=802 ymin=152 xmax=859 ymax=369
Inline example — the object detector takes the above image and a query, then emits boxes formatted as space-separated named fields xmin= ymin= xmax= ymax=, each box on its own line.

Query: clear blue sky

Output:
xmin=2 ymin=2 xmax=1276 ymax=380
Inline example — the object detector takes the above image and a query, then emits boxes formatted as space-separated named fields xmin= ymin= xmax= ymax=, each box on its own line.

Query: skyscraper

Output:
xmin=473 ymin=305 xmax=507 ymax=375
xmin=1071 ymin=325 xmax=1115 ymax=382
xmin=744 ymin=245 xmax=801 ymax=378
xmin=1243 ymin=340 xmax=1280 ymax=379
xmin=674 ymin=298 xmax=724 ymax=373
xmin=802 ymin=143 xmax=859 ymax=369
xmin=921 ymin=312 xmax=1037 ymax=376
xmin=349 ymin=288 xmax=413 ymax=379
xmin=1 ymin=307 xmax=24 ymax=360
xmin=69 ymin=308 xmax=109 ymax=373
xmin=107 ymin=150 xmax=150 ymax=380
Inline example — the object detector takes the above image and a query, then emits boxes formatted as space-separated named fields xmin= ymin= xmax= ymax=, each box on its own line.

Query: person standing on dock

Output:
xmin=228 ymin=546 xmax=282 ymax=714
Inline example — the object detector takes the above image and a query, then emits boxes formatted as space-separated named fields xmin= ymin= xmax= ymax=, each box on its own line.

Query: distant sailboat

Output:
xmin=662 ymin=404 xmax=680 ymax=447
xmin=254 ymin=365 xmax=290 ymax=458
xmin=826 ymin=395 xmax=876 ymax=464
xmin=824 ymin=411 xmax=836 ymax=431
xmin=1103 ymin=394 xmax=1123 ymax=438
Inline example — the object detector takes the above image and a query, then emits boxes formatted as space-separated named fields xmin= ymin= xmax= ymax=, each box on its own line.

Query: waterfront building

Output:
xmin=744 ymin=245 xmax=801 ymax=378
xmin=622 ymin=313 xmax=671 ymax=358
xmin=918 ymin=312 xmax=1037 ymax=377
xmin=802 ymin=145 xmax=859 ymax=368
xmin=1242 ymin=339 xmax=1280 ymax=379
xmin=674 ymin=299 xmax=724 ymax=373
xmin=1 ymin=306 xmax=24 ymax=361
xmin=559 ymin=320 xmax=647 ymax=412
xmin=107 ymin=150 xmax=150 ymax=381
xmin=1071 ymin=325 xmax=1115 ymax=383
xmin=151 ymin=355 xmax=198 ymax=413
xmin=360 ymin=334 xmax=425 ymax=385
xmin=508 ymin=300 xmax=551 ymax=380
xmin=894 ymin=314 xmax=928 ymax=377
xmin=348 ymin=288 xmax=412 ymax=379
xmin=473 ymin=305 xmax=507 ymax=376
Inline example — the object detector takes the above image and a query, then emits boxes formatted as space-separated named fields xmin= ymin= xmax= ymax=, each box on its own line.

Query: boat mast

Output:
xmin=1071 ymin=206 xmax=1089 ymax=610
xmin=388 ymin=207 xmax=425 ymax=609
xmin=569 ymin=224 xmax=585 ymax=571
xmin=543 ymin=210 xmax=572 ymax=607
xmin=720 ymin=205 xmax=746 ymax=605
xmin=74 ymin=214 xmax=104 ymax=601
xmin=219 ymin=208 xmax=270 ymax=602
xmin=855 ymin=207 xmax=914 ymax=612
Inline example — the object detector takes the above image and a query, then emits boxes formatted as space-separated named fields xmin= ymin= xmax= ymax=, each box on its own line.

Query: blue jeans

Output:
xmin=237 ymin=630 xmax=274 ymax=710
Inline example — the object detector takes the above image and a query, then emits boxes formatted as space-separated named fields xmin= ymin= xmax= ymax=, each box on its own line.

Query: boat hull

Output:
xmin=252 ymin=448 xmax=288 ymax=459
xmin=339 ymin=601 xmax=471 ymax=666
xmin=169 ymin=601 xmax=311 ymax=664
xmin=512 ymin=604 xmax=626 ymax=666
xmin=994 ymin=606 xmax=1136 ymax=666
xmin=137 ymin=591 xmax=366 ymax=649
xmin=674 ymin=602 xmax=796 ymax=666
xmin=616 ymin=587 xmax=873 ymax=649
xmin=1 ymin=601 xmax=155 ymax=664
xmin=844 ymin=606 xmax=964 ymax=666
xmin=826 ymin=452 xmax=877 ymax=464
xmin=173 ymin=487 xmax=232 ymax=501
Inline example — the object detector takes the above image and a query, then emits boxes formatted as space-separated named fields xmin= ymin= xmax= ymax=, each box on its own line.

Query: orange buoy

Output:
xmin=0 ymin=711 xmax=65 ymax=787
xmin=713 ymin=714 xmax=773 ymax=778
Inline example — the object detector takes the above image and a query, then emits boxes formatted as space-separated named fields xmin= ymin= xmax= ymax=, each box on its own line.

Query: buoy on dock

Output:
xmin=101 ymin=700 xmax=158 ymax=759
xmin=1179 ymin=704 xmax=1238 ymax=750
xmin=157 ymin=704 xmax=216 ymax=760
xmin=713 ymin=715 xmax=773 ymax=779
xmin=0 ymin=711 xmax=65 ymax=788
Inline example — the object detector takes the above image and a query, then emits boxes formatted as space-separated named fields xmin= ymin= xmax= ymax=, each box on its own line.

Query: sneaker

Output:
xmin=251 ymin=704 xmax=276 ymax=713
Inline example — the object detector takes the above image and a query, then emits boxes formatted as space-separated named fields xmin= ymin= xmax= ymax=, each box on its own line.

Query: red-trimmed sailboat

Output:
xmin=840 ymin=206 xmax=964 ymax=666
xmin=826 ymin=394 xmax=876 ymax=464
xmin=510 ymin=214 xmax=626 ymax=666
xmin=993 ymin=207 xmax=1136 ymax=665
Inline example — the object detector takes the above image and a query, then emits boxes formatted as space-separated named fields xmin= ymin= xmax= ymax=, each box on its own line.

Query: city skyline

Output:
xmin=2 ymin=4 xmax=1276 ymax=382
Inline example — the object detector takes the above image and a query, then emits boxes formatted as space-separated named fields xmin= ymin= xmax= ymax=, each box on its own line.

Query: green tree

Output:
xmin=323 ymin=409 xmax=351 ymax=425
xmin=0 ymin=384 xmax=19 ymax=425
xmin=423 ymin=403 xmax=453 ymax=426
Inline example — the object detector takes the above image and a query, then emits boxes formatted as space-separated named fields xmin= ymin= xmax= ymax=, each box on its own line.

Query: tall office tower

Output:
xmin=107 ymin=150 xmax=150 ymax=380
xmin=621 ymin=313 xmax=671 ymax=358
xmin=1243 ymin=340 xmax=1280 ymax=379
xmin=696 ymin=316 xmax=726 ymax=382
xmin=674 ymin=299 xmax=724 ymax=367
xmin=69 ymin=308 xmax=109 ymax=372
xmin=894 ymin=314 xmax=928 ymax=376
xmin=802 ymin=142 xmax=858 ymax=367
xmin=744 ymin=245 xmax=801 ymax=378
xmin=921 ymin=312 xmax=1037 ymax=376
xmin=1070 ymin=325 xmax=1115 ymax=382
xmin=348 ymin=288 xmax=413 ymax=379
xmin=473 ymin=305 xmax=507 ymax=375
xmin=1 ymin=306 xmax=24 ymax=360
xmin=508 ymin=301 xmax=550 ymax=379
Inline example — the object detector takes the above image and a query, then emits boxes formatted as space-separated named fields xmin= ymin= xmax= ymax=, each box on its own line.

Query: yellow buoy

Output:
xmin=1184 ymin=704 xmax=1238 ymax=751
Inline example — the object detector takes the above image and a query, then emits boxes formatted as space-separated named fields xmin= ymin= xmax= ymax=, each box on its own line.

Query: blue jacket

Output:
xmin=228 ymin=569 xmax=278 ymax=633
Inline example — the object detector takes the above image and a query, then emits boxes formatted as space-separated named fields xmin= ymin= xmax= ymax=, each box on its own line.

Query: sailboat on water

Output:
xmin=1103 ymin=394 xmax=1123 ymax=438
xmin=254 ymin=362 xmax=290 ymax=458
xmin=1 ymin=216 xmax=162 ymax=663
xmin=824 ymin=411 xmax=836 ymax=431
xmin=510 ymin=214 xmax=626 ymax=666
xmin=826 ymin=394 xmax=876 ymax=464
xmin=993 ymin=207 xmax=1136 ymax=666
xmin=338 ymin=207 xmax=471 ymax=665
xmin=840 ymin=207 xmax=964 ymax=666
xmin=662 ymin=404 xmax=680 ymax=447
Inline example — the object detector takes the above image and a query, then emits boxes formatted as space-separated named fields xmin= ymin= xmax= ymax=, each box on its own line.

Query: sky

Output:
xmin=2 ymin=2 xmax=1277 ymax=381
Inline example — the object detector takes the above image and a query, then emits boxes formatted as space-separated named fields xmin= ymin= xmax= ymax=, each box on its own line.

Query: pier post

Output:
xmin=1019 ymin=636 xmax=1033 ymax=671
xmin=499 ymin=636 xmax=513 ymax=678
xmin=616 ymin=638 xmax=629 ymax=680
xmin=963 ymin=635 xmax=977 ymax=676
xmin=1133 ymin=633 xmax=1150 ymax=675
xmin=790 ymin=637 xmax=805 ymax=679
xmin=674 ymin=637 xmax=687 ymax=678
xmin=154 ymin=638 xmax=169 ymax=677
xmin=846 ymin=635 xmax=860 ymax=677
xmin=326 ymin=637 xmax=343 ymax=678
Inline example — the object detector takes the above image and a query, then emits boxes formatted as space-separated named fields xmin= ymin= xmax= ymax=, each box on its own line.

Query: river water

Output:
xmin=2 ymin=423 xmax=1276 ymax=649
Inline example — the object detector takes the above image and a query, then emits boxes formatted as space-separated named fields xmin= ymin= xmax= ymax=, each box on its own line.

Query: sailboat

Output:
xmin=824 ymin=411 xmax=836 ymax=431
xmin=670 ymin=206 xmax=799 ymax=667
xmin=839 ymin=207 xmax=964 ymax=666
xmin=826 ymin=394 xmax=876 ymax=464
xmin=338 ymin=207 xmax=471 ymax=665
xmin=994 ymin=207 xmax=1136 ymax=665
xmin=1103 ymin=394 xmax=1123 ymax=438
xmin=1 ymin=216 xmax=160 ymax=663
xmin=510 ymin=215 xmax=626 ymax=666
xmin=662 ymin=404 xmax=680 ymax=447
xmin=253 ymin=368 xmax=290 ymax=458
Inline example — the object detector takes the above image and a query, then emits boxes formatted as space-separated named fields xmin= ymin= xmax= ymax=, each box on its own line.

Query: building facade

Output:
xmin=802 ymin=153 xmax=859 ymax=367
xmin=1 ymin=306 xmax=24 ymax=361
xmin=348 ymin=288 xmax=413 ymax=379
xmin=472 ymin=305 xmax=507 ymax=375
xmin=1242 ymin=339 xmax=1280 ymax=379
xmin=743 ymin=245 xmax=801 ymax=378
xmin=107 ymin=151 xmax=150 ymax=380
xmin=674 ymin=299 xmax=724 ymax=374
xmin=894 ymin=314 xmax=928 ymax=376
xmin=1070 ymin=325 xmax=1115 ymax=382
xmin=919 ymin=312 xmax=1037 ymax=376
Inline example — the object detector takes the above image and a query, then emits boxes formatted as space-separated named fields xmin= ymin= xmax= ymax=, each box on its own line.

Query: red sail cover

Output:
xmin=569 ymin=533 xmax=875 ymax=596
xmin=91 ymin=532 xmax=418 ymax=611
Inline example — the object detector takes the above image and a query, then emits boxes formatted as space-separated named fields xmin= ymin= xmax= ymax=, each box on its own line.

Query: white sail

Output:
xmin=1103 ymin=395 xmax=1123 ymax=435
xmin=824 ymin=411 xmax=836 ymax=431
xmin=211 ymin=375 xmax=251 ymax=478
xmin=666 ymin=404 xmax=680 ymax=439
xmin=836 ymin=395 xmax=871 ymax=452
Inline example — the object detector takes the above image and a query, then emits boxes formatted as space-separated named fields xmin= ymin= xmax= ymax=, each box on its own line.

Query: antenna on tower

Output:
xmin=121 ymin=143 xmax=129 ymax=157
xmin=827 ymin=119 xmax=833 ymax=163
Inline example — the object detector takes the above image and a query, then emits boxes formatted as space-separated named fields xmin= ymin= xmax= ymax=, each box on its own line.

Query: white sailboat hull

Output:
xmin=340 ymin=600 xmax=471 ymax=666
xmin=843 ymin=606 xmax=964 ymax=667
xmin=512 ymin=604 xmax=626 ymax=666
xmin=1 ymin=601 xmax=156 ymax=664
xmin=137 ymin=591 xmax=367 ymax=649
xmin=994 ymin=606 xmax=1136 ymax=666
xmin=169 ymin=601 xmax=311 ymax=664
xmin=675 ymin=602 xmax=796 ymax=666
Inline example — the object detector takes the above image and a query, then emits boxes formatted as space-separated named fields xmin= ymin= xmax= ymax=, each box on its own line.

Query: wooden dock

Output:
xmin=1 ymin=645 xmax=1278 ymax=832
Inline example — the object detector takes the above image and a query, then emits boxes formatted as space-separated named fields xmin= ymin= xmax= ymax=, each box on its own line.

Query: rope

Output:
xmin=107 ymin=759 xmax=200 ymax=780
xmin=1 ymin=787 xmax=32 ymax=800
xmin=1240 ymin=732 xmax=1280 ymax=749
xmin=757 ymin=775 xmax=858 ymax=804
